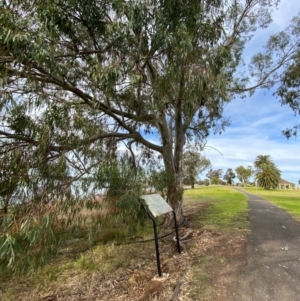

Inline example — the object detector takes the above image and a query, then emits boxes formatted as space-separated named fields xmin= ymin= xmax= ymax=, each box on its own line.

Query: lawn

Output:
xmin=244 ymin=187 xmax=300 ymax=219
xmin=184 ymin=186 xmax=249 ymax=231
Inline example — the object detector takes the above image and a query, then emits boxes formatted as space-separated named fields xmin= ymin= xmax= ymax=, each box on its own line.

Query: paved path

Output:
xmin=228 ymin=190 xmax=300 ymax=301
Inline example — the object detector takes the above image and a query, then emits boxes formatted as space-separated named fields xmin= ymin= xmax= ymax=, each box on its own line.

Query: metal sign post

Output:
xmin=140 ymin=194 xmax=181 ymax=277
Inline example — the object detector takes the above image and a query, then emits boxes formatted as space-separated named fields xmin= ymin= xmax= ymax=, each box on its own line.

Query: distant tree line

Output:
xmin=183 ymin=154 xmax=282 ymax=190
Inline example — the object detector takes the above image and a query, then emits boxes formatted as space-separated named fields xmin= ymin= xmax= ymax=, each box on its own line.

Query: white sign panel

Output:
xmin=140 ymin=194 xmax=173 ymax=217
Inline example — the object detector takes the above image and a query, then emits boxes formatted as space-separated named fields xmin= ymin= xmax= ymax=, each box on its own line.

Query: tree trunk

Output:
xmin=157 ymin=102 xmax=185 ymax=227
xmin=163 ymin=176 xmax=184 ymax=227
xmin=162 ymin=149 xmax=185 ymax=227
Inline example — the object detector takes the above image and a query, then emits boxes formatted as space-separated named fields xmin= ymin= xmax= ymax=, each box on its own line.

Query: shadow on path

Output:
xmin=226 ymin=189 xmax=300 ymax=301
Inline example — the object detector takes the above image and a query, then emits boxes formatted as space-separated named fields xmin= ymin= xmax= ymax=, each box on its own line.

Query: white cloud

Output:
xmin=203 ymin=122 xmax=300 ymax=183
xmin=251 ymin=114 xmax=284 ymax=127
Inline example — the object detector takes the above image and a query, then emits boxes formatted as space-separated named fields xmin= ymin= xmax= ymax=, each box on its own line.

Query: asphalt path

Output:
xmin=228 ymin=189 xmax=300 ymax=301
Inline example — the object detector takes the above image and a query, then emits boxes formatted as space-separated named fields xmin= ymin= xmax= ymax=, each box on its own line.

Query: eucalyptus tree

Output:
xmin=182 ymin=151 xmax=211 ymax=188
xmin=235 ymin=165 xmax=253 ymax=186
xmin=0 ymin=0 xmax=288 ymax=220
xmin=206 ymin=168 xmax=223 ymax=183
xmin=223 ymin=168 xmax=236 ymax=185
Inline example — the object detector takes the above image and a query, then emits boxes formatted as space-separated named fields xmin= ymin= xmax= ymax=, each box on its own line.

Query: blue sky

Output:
xmin=202 ymin=1 xmax=300 ymax=184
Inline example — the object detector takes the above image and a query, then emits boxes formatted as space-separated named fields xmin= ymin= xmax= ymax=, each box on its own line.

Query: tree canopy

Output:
xmin=254 ymin=155 xmax=281 ymax=189
xmin=223 ymin=168 xmax=236 ymax=185
xmin=254 ymin=155 xmax=274 ymax=170
xmin=255 ymin=162 xmax=281 ymax=189
xmin=277 ymin=49 xmax=300 ymax=138
xmin=235 ymin=165 xmax=253 ymax=186
xmin=257 ymin=13 xmax=300 ymax=137
xmin=0 ymin=0 xmax=287 ymax=210
xmin=206 ymin=168 xmax=223 ymax=182
xmin=182 ymin=151 xmax=211 ymax=188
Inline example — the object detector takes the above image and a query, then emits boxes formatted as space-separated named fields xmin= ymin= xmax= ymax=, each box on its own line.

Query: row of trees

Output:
xmin=234 ymin=155 xmax=282 ymax=189
xmin=204 ymin=166 xmax=252 ymax=186
xmin=182 ymin=154 xmax=282 ymax=190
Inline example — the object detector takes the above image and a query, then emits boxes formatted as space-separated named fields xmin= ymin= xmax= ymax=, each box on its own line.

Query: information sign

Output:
xmin=140 ymin=194 xmax=173 ymax=217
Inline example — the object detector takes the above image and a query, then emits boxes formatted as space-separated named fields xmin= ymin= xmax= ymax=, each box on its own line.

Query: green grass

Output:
xmin=184 ymin=186 xmax=249 ymax=231
xmin=244 ymin=187 xmax=300 ymax=219
xmin=184 ymin=186 xmax=249 ymax=300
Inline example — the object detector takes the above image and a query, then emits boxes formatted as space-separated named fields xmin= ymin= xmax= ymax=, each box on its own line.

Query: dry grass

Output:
xmin=1 ymin=228 xmax=247 ymax=301
xmin=0 ymin=188 xmax=249 ymax=301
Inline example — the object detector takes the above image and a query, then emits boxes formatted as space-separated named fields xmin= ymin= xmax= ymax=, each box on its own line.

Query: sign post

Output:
xmin=140 ymin=194 xmax=181 ymax=277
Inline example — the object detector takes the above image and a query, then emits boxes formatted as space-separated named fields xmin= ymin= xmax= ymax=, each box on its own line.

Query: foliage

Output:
xmin=96 ymin=153 xmax=148 ymax=230
xmin=218 ymin=179 xmax=227 ymax=185
xmin=235 ymin=165 xmax=253 ymax=186
xmin=147 ymin=168 xmax=171 ymax=198
xmin=278 ymin=50 xmax=300 ymax=125
xmin=253 ymin=155 xmax=281 ymax=190
xmin=0 ymin=153 xmax=146 ymax=275
xmin=0 ymin=0 xmax=284 ymax=209
xmin=2 ymin=187 xmax=248 ymax=300
xmin=254 ymin=155 xmax=274 ymax=169
xmin=211 ymin=177 xmax=219 ymax=185
xmin=255 ymin=162 xmax=281 ymax=190
xmin=198 ymin=179 xmax=210 ymax=186
xmin=253 ymin=13 xmax=300 ymax=137
xmin=1 ymin=201 xmax=66 ymax=275
xmin=182 ymin=151 xmax=211 ymax=188
xmin=206 ymin=168 xmax=223 ymax=182
xmin=223 ymin=168 xmax=236 ymax=185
